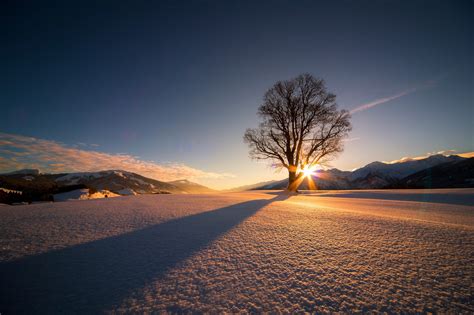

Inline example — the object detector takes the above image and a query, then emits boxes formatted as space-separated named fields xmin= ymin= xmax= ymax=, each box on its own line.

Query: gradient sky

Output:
xmin=1 ymin=0 xmax=472 ymax=189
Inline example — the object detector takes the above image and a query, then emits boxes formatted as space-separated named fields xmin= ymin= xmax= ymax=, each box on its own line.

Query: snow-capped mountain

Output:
xmin=0 ymin=169 xmax=214 ymax=204
xmin=250 ymin=154 xmax=471 ymax=190
xmin=54 ymin=170 xmax=183 ymax=194
xmin=394 ymin=158 xmax=474 ymax=188
xmin=350 ymin=154 xmax=464 ymax=180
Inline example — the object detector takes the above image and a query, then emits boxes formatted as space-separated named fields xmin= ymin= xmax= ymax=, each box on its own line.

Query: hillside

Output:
xmin=0 ymin=169 xmax=214 ymax=204
xmin=251 ymin=154 xmax=471 ymax=190
xmin=393 ymin=158 xmax=474 ymax=188
xmin=55 ymin=170 xmax=183 ymax=194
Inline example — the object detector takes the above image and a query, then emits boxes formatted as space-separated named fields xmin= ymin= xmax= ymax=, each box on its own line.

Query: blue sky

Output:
xmin=1 ymin=0 xmax=472 ymax=188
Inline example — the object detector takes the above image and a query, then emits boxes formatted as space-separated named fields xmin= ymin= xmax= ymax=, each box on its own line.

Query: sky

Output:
xmin=0 ymin=0 xmax=472 ymax=189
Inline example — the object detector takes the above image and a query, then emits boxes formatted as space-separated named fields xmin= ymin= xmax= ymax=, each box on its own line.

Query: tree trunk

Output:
xmin=287 ymin=170 xmax=298 ymax=192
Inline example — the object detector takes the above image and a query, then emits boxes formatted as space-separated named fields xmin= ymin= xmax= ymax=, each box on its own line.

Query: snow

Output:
xmin=0 ymin=187 xmax=22 ymax=194
xmin=300 ymin=188 xmax=474 ymax=206
xmin=53 ymin=188 xmax=90 ymax=201
xmin=113 ymin=171 xmax=125 ymax=178
xmin=54 ymin=171 xmax=158 ymax=192
xmin=116 ymin=188 xmax=137 ymax=195
xmin=177 ymin=180 xmax=188 ymax=183
xmin=89 ymin=190 xmax=121 ymax=199
xmin=0 ymin=189 xmax=473 ymax=313
xmin=349 ymin=154 xmax=463 ymax=180
xmin=53 ymin=188 xmax=120 ymax=201
xmin=129 ymin=175 xmax=153 ymax=186
xmin=55 ymin=170 xmax=137 ymax=184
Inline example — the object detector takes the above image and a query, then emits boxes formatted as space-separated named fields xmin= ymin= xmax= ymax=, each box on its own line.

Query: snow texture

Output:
xmin=0 ymin=189 xmax=473 ymax=313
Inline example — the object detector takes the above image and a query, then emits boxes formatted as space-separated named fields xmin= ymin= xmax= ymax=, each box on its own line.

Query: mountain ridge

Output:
xmin=247 ymin=154 xmax=472 ymax=190
xmin=0 ymin=169 xmax=214 ymax=204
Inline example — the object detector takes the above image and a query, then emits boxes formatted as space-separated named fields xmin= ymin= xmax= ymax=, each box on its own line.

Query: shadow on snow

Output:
xmin=0 ymin=194 xmax=289 ymax=314
xmin=311 ymin=190 xmax=474 ymax=206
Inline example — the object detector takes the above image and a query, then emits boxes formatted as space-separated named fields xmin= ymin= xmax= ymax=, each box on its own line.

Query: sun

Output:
xmin=301 ymin=164 xmax=317 ymax=178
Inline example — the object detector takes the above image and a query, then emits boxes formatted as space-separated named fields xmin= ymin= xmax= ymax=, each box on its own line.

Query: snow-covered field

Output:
xmin=0 ymin=189 xmax=473 ymax=313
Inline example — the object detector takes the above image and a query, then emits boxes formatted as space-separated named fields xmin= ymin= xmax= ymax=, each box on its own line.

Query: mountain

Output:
xmin=2 ymin=169 xmax=40 ymax=176
xmin=350 ymin=154 xmax=464 ymax=180
xmin=55 ymin=170 xmax=184 ymax=194
xmin=251 ymin=154 xmax=471 ymax=190
xmin=0 ymin=169 xmax=214 ymax=204
xmin=167 ymin=180 xmax=216 ymax=193
xmin=392 ymin=158 xmax=474 ymax=189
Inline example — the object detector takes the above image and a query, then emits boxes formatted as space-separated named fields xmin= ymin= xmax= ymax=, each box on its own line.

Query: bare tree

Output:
xmin=244 ymin=74 xmax=351 ymax=192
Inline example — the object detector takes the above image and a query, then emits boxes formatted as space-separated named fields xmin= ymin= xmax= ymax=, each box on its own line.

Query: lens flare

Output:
xmin=301 ymin=164 xmax=317 ymax=178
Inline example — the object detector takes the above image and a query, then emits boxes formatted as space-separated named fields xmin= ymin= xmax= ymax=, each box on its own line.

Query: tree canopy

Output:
xmin=244 ymin=73 xmax=351 ymax=191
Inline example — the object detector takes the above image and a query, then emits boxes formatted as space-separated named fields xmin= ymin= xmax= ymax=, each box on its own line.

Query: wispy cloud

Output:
xmin=342 ymin=137 xmax=360 ymax=142
xmin=73 ymin=142 xmax=100 ymax=148
xmin=350 ymin=78 xmax=439 ymax=114
xmin=0 ymin=132 xmax=234 ymax=181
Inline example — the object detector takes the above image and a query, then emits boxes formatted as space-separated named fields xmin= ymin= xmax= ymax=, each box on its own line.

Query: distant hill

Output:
xmin=55 ymin=170 xmax=183 ymax=194
xmin=168 ymin=179 xmax=216 ymax=193
xmin=392 ymin=158 xmax=474 ymax=189
xmin=2 ymin=169 xmax=40 ymax=176
xmin=350 ymin=154 xmax=464 ymax=180
xmin=251 ymin=154 xmax=472 ymax=190
xmin=0 ymin=169 xmax=214 ymax=204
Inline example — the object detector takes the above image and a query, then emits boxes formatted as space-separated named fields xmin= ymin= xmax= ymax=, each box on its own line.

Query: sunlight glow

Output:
xmin=288 ymin=164 xmax=320 ymax=191
xmin=301 ymin=164 xmax=318 ymax=178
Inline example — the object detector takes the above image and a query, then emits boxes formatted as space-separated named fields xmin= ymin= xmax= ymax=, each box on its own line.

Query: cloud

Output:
xmin=342 ymin=137 xmax=360 ymax=142
xmin=350 ymin=78 xmax=439 ymax=114
xmin=0 ymin=132 xmax=233 ymax=181
xmin=384 ymin=149 xmax=473 ymax=164
xmin=73 ymin=142 xmax=100 ymax=148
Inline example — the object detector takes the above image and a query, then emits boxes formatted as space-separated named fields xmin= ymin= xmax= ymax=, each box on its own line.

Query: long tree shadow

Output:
xmin=0 ymin=194 xmax=288 ymax=314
